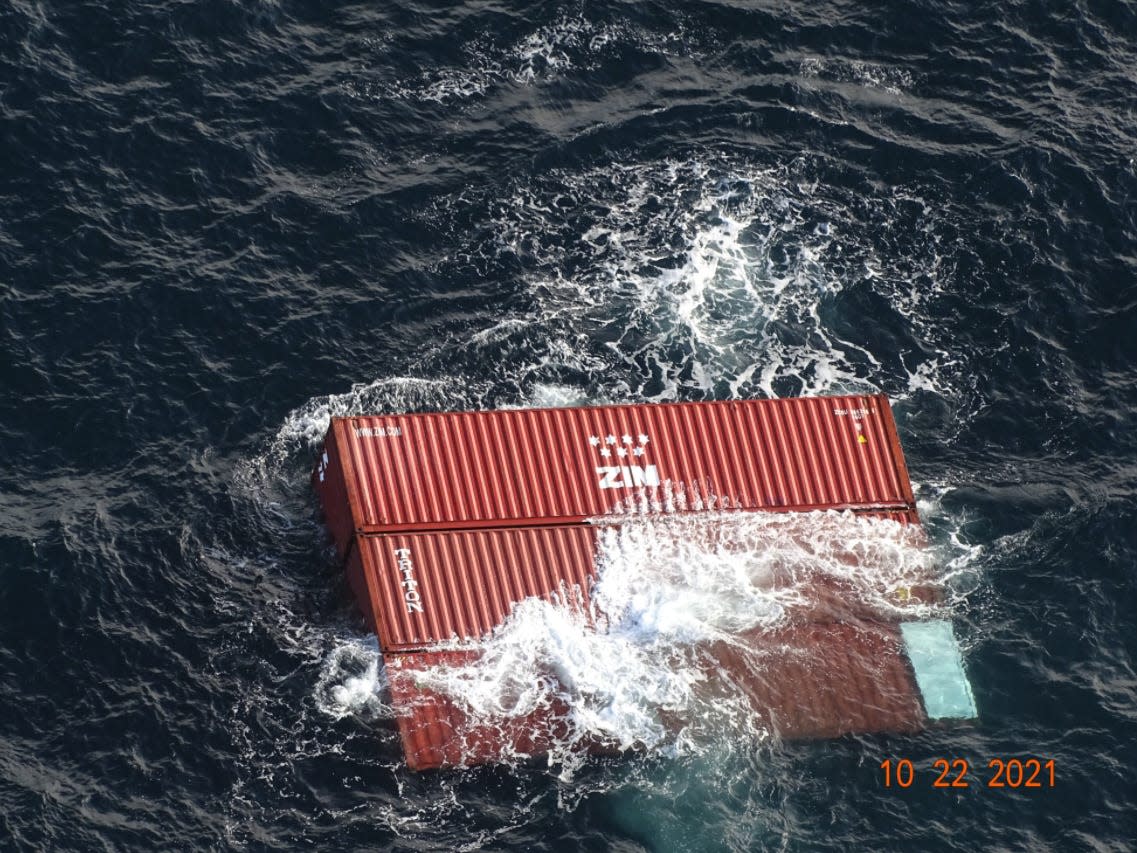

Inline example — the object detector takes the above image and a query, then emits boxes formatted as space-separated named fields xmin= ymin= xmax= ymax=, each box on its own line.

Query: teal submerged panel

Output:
xmin=900 ymin=620 xmax=978 ymax=720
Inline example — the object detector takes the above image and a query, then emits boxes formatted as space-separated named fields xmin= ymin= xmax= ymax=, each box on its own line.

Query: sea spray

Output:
xmin=406 ymin=510 xmax=941 ymax=771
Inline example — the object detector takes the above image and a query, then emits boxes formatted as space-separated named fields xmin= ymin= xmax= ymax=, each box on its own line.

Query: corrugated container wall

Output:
xmin=348 ymin=526 xmax=597 ymax=651
xmin=313 ymin=394 xmax=916 ymax=559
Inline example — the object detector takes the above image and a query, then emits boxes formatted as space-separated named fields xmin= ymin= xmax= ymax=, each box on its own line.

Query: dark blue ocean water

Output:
xmin=3 ymin=0 xmax=1137 ymax=849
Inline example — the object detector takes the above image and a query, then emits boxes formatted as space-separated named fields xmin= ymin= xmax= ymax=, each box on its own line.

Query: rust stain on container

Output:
xmin=313 ymin=394 xmax=944 ymax=771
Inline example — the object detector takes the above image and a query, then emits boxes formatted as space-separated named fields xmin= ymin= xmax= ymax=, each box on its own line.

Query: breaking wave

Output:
xmin=376 ymin=510 xmax=944 ymax=776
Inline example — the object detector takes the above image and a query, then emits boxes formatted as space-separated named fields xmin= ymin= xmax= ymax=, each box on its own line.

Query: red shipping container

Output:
xmin=314 ymin=395 xmax=916 ymax=560
xmin=313 ymin=394 xmax=936 ymax=770
xmin=346 ymin=525 xmax=598 ymax=652
xmin=345 ymin=509 xmax=930 ymax=652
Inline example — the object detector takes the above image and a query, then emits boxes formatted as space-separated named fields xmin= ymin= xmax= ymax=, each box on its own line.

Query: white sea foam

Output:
xmin=521 ymin=383 xmax=603 ymax=409
xmin=799 ymin=56 xmax=916 ymax=95
xmin=237 ymin=376 xmax=485 ymax=496
xmin=314 ymin=635 xmax=390 ymax=720
xmin=914 ymin=480 xmax=987 ymax=597
xmin=252 ymin=151 xmax=978 ymax=496
xmin=361 ymin=14 xmax=706 ymax=104
xmin=428 ymin=154 xmax=972 ymax=409
xmin=409 ymin=510 xmax=939 ymax=774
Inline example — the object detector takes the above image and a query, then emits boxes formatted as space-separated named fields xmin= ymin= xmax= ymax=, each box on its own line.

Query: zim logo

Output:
xmin=596 ymin=465 xmax=660 ymax=490
xmin=588 ymin=432 xmax=658 ymax=489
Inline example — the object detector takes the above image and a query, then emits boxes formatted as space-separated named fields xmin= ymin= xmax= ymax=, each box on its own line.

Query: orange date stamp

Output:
xmin=880 ymin=758 xmax=1056 ymax=789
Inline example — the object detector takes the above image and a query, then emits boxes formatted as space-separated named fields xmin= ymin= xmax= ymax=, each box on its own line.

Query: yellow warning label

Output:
xmin=857 ymin=434 xmax=868 ymax=444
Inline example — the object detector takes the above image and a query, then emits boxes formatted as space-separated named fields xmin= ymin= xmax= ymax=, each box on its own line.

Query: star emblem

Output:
xmin=638 ymin=434 xmax=649 ymax=445
xmin=588 ymin=435 xmax=600 ymax=446
xmin=605 ymin=435 xmax=617 ymax=445
xmin=600 ymin=447 xmax=611 ymax=458
xmin=617 ymin=447 xmax=627 ymax=458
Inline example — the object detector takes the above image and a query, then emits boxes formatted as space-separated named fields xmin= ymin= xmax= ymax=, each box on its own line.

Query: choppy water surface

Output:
xmin=2 ymin=1 xmax=1136 ymax=850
